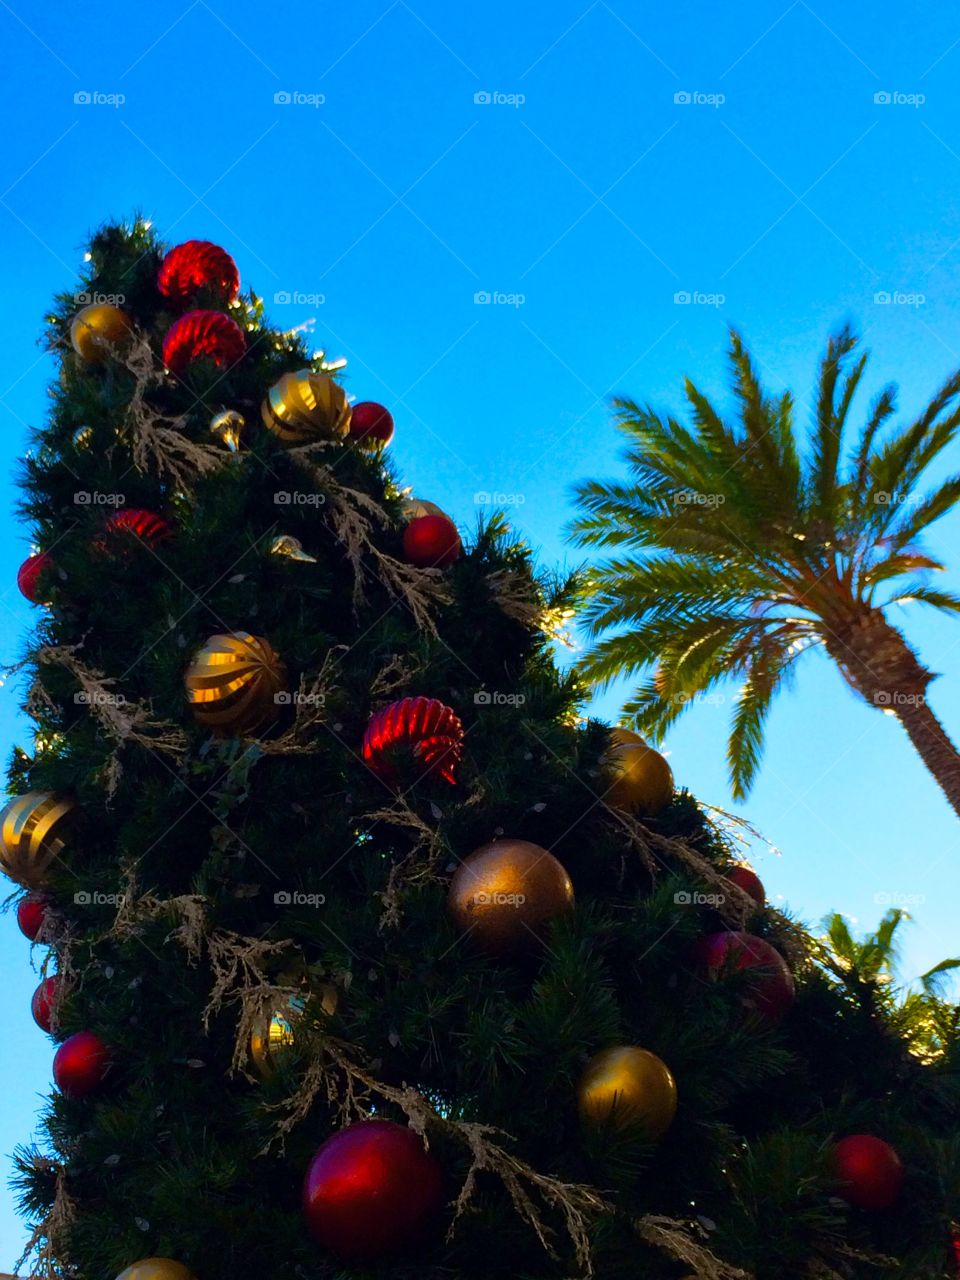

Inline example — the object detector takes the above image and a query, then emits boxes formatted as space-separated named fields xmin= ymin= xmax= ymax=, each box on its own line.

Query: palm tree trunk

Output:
xmin=893 ymin=696 xmax=960 ymax=820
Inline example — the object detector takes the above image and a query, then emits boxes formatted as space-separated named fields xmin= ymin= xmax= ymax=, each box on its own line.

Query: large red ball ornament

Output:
xmin=303 ymin=1119 xmax=444 ymax=1260
xmin=726 ymin=865 xmax=765 ymax=908
xmin=162 ymin=310 xmax=246 ymax=377
xmin=98 ymin=509 xmax=173 ymax=553
xmin=348 ymin=401 xmax=394 ymax=447
xmin=363 ymin=696 xmax=464 ymax=786
xmin=831 ymin=1135 xmax=904 ymax=1210
xmin=53 ymin=1030 xmax=111 ymax=1097
xmin=17 ymin=892 xmax=51 ymax=940
xmin=18 ymin=553 xmax=53 ymax=603
xmin=695 ymin=930 xmax=795 ymax=1022
xmin=158 ymin=240 xmax=240 ymax=307
xmin=31 ymin=975 xmax=59 ymax=1033
xmin=403 ymin=513 xmax=461 ymax=569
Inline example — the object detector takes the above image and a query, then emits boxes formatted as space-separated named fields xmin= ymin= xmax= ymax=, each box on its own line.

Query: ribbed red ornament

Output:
xmin=157 ymin=240 xmax=240 ymax=306
xmin=162 ymin=310 xmax=246 ymax=377
xmin=99 ymin=509 xmax=173 ymax=552
xmin=17 ymin=552 xmax=53 ymax=603
xmin=31 ymin=975 xmax=59 ymax=1033
xmin=53 ymin=1030 xmax=110 ymax=1097
xmin=363 ymin=696 xmax=463 ymax=786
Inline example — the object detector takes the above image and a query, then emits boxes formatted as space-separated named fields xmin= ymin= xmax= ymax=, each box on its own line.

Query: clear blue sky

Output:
xmin=2 ymin=0 xmax=960 ymax=1266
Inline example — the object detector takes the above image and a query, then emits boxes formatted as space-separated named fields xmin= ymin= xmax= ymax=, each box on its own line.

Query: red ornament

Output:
xmin=363 ymin=696 xmax=464 ymax=786
xmin=18 ymin=552 xmax=53 ymax=603
xmin=53 ymin=1030 xmax=110 ymax=1097
xmin=403 ymin=514 xmax=460 ymax=569
xmin=831 ymin=1135 xmax=904 ymax=1210
xmin=726 ymin=865 xmax=765 ymax=908
xmin=17 ymin=892 xmax=51 ymax=940
xmin=98 ymin=509 xmax=173 ymax=553
xmin=303 ymin=1119 xmax=443 ymax=1260
xmin=348 ymin=401 xmax=394 ymax=447
xmin=162 ymin=309 xmax=246 ymax=377
xmin=695 ymin=930 xmax=795 ymax=1022
xmin=31 ymin=975 xmax=59 ymax=1033
xmin=158 ymin=240 xmax=240 ymax=307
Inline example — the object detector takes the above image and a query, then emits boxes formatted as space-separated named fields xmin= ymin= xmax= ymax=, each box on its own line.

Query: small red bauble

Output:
xmin=53 ymin=1030 xmax=110 ymax=1098
xmin=98 ymin=509 xmax=173 ymax=553
xmin=696 ymin=930 xmax=795 ymax=1022
xmin=31 ymin=976 xmax=59 ymax=1033
xmin=726 ymin=865 xmax=765 ymax=908
xmin=403 ymin=514 xmax=460 ymax=569
xmin=18 ymin=552 xmax=53 ymax=603
xmin=349 ymin=401 xmax=394 ymax=447
xmin=162 ymin=310 xmax=246 ymax=377
xmin=158 ymin=240 xmax=240 ymax=307
xmin=831 ymin=1135 xmax=904 ymax=1210
xmin=17 ymin=892 xmax=51 ymax=940
xmin=303 ymin=1119 xmax=444 ymax=1260
xmin=363 ymin=696 xmax=464 ymax=786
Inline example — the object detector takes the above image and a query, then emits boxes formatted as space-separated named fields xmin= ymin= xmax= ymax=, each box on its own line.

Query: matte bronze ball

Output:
xmin=0 ymin=792 xmax=75 ymax=888
xmin=578 ymin=1046 xmax=677 ymax=1138
xmin=602 ymin=728 xmax=674 ymax=815
xmin=448 ymin=839 xmax=574 ymax=956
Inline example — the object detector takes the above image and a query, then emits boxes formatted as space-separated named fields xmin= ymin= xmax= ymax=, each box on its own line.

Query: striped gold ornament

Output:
xmin=260 ymin=369 xmax=351 ymax=445
xmin=0 ymin=791 xmax=75 ymax=887
xmin=184 ymin=632 xmax=287 ymax=737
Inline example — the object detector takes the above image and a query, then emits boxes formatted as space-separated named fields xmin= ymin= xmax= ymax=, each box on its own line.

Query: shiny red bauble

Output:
xmin=303 ymin=1119 xmax=444 ymax=1259
xmin=31 ymin=976 xmax=59 ymax=1033
xmin=17 ymin=552 xmax=53 ymax=603
xmin=17 ymin=892 xmax=51 ymax=940
xmin=99 ymin=508 xmax=173 ymax=553
xmin=348 ymin=401 xmax=394 ymax=447
xmin=158 ymin=240 xmax=240 ymax=306
xmin=726 ymin=865 xmax=765 ymax=908
xmin=53 ymin=1030 xmax=111 ymax=1098
xmin=363 ymin=696 xmax=464 ymax=786
xmin=831 ymin=1135 xmax=904 ymax=1210
xmin=696 ymin=930 xmax=795 ymax=1022
xmin=403 ymin=514 xmax=460 ymax=569
xmin=162 ymin=309 xmax=246 ymax=377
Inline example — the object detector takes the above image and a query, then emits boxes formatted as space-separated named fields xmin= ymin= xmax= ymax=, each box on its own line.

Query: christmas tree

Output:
xmin=7 ymin=220 xmax=960 ymax=1280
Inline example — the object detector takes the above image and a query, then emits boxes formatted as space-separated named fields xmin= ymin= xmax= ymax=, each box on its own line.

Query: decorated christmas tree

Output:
xmin=7 ymin=220 xmax=960 ymax=1280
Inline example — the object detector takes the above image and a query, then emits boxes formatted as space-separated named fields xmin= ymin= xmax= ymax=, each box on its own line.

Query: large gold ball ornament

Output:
xmin=448 ymin=839 xmax=574 ymax=957
xmin=184 ymin=632 xmax=287 ymax=737
xmin=249 ymin=984 xmax=337 ymax=1079
xmin=261 ymin=370 xmax=351 ymax=445
xmin=69 ymin=303 xmax=133 ymax=363
xmin=115 ymin=1260 xmax=196 ymax=1280
xmin=602 ymin=728 xmax=674 ymax=815
xmin=209 ymin=409 xmax=245 ymax=451
xmin=578 ymin=1046 xmax=677 ymax=1139
xmin=402 ymin=497 xmax=447 ymax=521
xmin=0 ymin=792 xmax=75 ymax=888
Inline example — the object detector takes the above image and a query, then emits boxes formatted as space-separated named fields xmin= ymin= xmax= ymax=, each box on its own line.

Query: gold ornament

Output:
xmin=602 ymin=728 xmax=674 ymax=815
xmin=70 ymin=303 xmax=133 ymax=363
xmin=0 ymin=791 xmax=75 ymax=888
xmin=402 ymin=497 xmax=447 ymax=521
xmin=249 ymin=984 xmax=337 ymax=1078
xmin=448 ymin=839 xmax=574 ymax=957
xmin=578 ymin=1046 xmax=677 ymax=1138
xmin=185 ymin=632 xmax=287 ymax=737
xmin=72 ymin=424 xmax=94 ymax=450
xmin=115 ymin=1260 xmax=196 ymax=1280
xmin=209 ymin=409 xmax=245 ymax=451
xmin=269 ymin=534 xmax=317 ymax=563
xmin=261 ymin=369 xmax=351 ymax=445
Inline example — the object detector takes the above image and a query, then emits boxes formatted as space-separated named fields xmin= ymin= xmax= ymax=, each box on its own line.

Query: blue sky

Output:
xmin=2 ymin=0 xmax=960 ymax=1265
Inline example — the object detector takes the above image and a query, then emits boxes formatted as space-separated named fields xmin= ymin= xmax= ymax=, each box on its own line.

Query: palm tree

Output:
xmin=570 ymin=326 xmax=960 ymax=817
